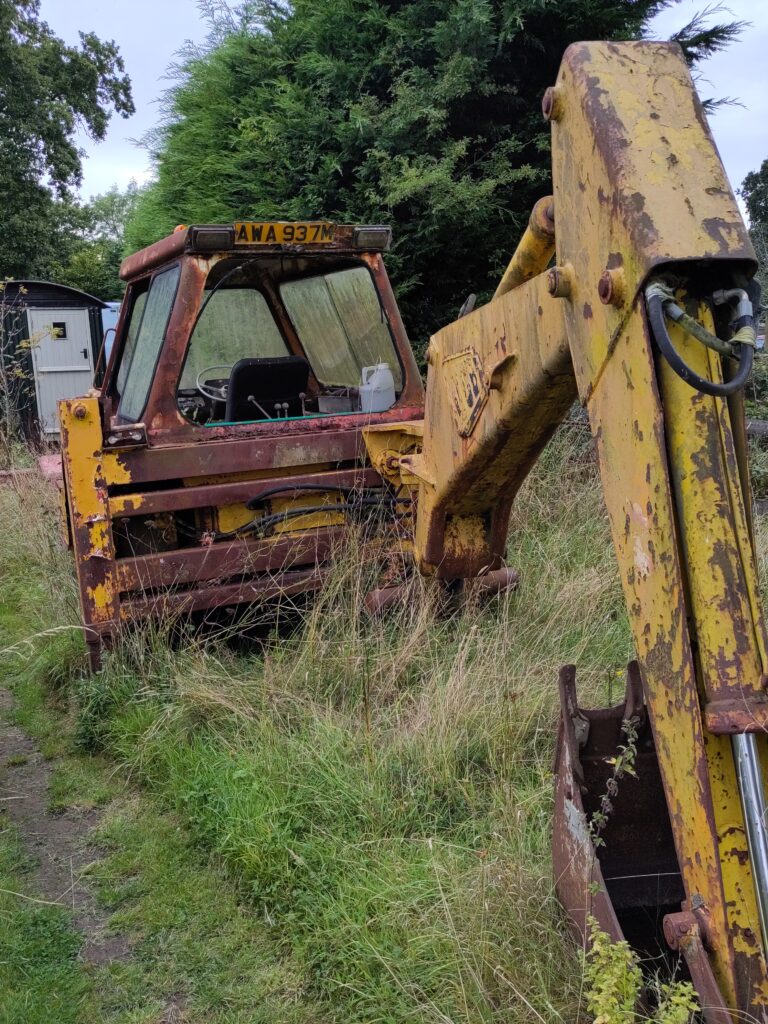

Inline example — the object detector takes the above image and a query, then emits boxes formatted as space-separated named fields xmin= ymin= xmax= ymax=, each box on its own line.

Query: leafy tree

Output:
xmin=741 ymin=160 xmax=768 ymax=300
xmin=742 ymin=160 xmax=768 ymax=228
xmin=52 ymin=183 xmax=141 ymax=300
xmin=0 ymin=0 xmax=134 ymax=279
xmin=128 ymin=0 xmax=739 ymax=346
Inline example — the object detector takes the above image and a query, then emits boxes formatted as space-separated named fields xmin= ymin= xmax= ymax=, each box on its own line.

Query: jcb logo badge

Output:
xmin=442 ymin=347 xmax=488 ymax=438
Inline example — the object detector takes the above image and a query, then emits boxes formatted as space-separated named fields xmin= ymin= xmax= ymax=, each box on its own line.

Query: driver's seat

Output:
xmin=225 ymin=355 xmax=310 ymax=422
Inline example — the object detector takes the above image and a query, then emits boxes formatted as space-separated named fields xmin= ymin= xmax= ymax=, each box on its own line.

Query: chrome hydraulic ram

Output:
xmin=733 ymin=733 xmax=768 ymax=960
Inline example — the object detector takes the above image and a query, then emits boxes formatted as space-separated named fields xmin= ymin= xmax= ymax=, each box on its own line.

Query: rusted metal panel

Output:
xmin=141 ymin=404 xmax=427 ymax=452
xmin=58 ymin=397 xmax=120 ymax=658
xmin=657 ymin=309 xmax=768 ymax=712
xmin=704 ymin=701 xmax=768 ymax=734
xmin=544 ymin=41 xmax=768 ymax=1017
xmin=663 ymin=913 xmax=735 ymax=1024
xmin=121 ymin=223 xmax=384 ymax=283
xmin=116 ymin=529 xmax=336 ymax=591
xmin=102 ymin=429 xmax=368 ymax=486
xmin=406 ymin=270 xmax=576 ymax=577
xmin=552 ymin=665 xmax=626 ymax=947
xmin=120 ymin=229 xmax=188 ymax=281
xmin=109 ymin=468 xmax=381 ymax=518
xmin=654 ymin=311 xmax=768 ymax=1009
xmin=571 ymin=297 xmax=742 ymax=1008
xmin=550 ymin=41 xmax=755 ymax=405
xmin=120 ymin=567 xmax=323 ymax=619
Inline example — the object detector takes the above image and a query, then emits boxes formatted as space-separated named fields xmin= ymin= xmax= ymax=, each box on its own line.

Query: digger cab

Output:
xmin=59 ymin=222 xmax=424 ymax=667
xmin=105 ymin=221 xmax=422 ymax=439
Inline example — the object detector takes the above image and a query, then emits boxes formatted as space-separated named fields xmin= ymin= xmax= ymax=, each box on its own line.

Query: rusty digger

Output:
xmin=58 ymin=40 xmax=768 ymax=1020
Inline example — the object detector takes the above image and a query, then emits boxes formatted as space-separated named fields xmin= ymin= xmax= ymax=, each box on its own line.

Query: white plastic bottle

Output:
xmin=359 ymin=363 xmax=396 ymax=413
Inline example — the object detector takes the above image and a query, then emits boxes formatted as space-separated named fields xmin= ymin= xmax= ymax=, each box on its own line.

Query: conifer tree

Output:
xmin=128 ymin=0 xmax=739 ymax=345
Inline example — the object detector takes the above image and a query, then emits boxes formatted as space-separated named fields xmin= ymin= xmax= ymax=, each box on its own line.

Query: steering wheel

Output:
xmin=196 ymin=365 xmax=233 ymax=402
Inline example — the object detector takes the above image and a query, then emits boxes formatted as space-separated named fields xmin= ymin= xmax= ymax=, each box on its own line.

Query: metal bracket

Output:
xmin=663 ymin=911 xmax=734 ymax=1024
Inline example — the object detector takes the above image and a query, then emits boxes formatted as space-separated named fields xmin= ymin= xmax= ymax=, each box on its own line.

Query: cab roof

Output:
xmin=120 ymin=222 xmax=392 ymax=282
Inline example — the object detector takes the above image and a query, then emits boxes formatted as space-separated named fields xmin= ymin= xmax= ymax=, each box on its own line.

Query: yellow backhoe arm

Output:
xmin=365 ymin=40 xmax=768 ymax=1020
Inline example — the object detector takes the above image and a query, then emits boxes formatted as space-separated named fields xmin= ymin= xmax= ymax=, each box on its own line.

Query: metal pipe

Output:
xmin=493 ymin=196 xmax=556 ymax=300
xmin=733 ymin=732 xmax=768 ymax=958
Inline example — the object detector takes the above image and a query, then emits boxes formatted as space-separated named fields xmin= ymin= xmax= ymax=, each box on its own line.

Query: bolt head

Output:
xmin=598 ymin=267 xmax=626 ymax=307
xmin=547 ymin=265 xmax=572 ymax=299
xmin=542 ymin=86 xmax=562 ymax=122
xmin=73 ymin=403 xmax=87 ymax=420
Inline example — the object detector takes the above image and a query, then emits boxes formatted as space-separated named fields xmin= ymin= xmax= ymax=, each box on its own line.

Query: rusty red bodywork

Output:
xmin=60 ymin=224 xmax=424 ymax=667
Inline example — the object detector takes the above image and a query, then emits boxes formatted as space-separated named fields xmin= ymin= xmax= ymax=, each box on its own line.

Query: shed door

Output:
xmin=28 ymin=308 xmax=94 ymax=434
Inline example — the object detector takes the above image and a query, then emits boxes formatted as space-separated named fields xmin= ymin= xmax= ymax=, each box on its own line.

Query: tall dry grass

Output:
xmin=0 ymin=424 xmax=635 ymax=1022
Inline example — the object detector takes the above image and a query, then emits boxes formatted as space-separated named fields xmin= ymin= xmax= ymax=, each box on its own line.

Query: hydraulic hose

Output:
xmin=646 ymin=283 xmax=756 ymax=398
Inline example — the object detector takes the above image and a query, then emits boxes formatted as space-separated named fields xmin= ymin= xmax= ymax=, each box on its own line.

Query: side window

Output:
xmin=118 ymin=266 xmax=180 ymax=422
xmin=116 ymin=290 xmax=147 ymax=395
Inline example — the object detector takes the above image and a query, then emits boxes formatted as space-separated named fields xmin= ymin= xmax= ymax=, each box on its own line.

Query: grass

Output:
xmin=0 ymin=820 xmax=92 ymax=1024
xmin=0 ymin=668 xmax=325 ymax=1023
xmin=0 ymin=776 xmax=324 ymax=1023
xmin=0 ymin=477 xmax=326 ymax=1022
xmin=0 ymin=425 xmax=635 ymax=1022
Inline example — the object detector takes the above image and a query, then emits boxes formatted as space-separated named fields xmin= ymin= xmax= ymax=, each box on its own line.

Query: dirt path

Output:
xmin=0 ymin=687 xmax=132 ymax=966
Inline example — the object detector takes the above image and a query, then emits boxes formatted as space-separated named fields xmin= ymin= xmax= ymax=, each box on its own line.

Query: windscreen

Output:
xmin=180 ymin=288 xmax=289 ymax=390
xmin=280 ymin=266 xmax=402 ymax=389
xmin=176 ymin=259 xmax=402 ymax=425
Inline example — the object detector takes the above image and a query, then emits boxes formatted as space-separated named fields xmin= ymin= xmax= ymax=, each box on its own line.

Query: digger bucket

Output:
xmin=552 ymin=663 xmax=736 ymax=1022
xmin=552 ymin=661 xmax=682 ymax=948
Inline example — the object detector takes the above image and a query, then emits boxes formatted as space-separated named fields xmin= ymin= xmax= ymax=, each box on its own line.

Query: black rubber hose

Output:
xmin=647 ymin=291 xmax=753 ymax=397
xmin=245 ymin=482 xmax=352 ymax=510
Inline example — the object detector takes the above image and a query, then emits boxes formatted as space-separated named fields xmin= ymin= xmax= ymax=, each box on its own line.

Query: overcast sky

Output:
xmin=39 ymin=0 xmax=768 ymax=210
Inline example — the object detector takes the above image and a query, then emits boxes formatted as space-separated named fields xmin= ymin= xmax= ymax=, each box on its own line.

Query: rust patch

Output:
xmin=702 ymin=217 xmax=744 ymax=255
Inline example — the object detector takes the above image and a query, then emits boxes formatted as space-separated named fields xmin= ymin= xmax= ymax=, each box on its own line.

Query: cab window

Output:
xmin=116 ymin=290 xmax=147 ymax=395
xmin=179 ymin=289 xmax=289 ymax=390
xmin=176 ymin=259 xmax=402 ymax=425
xmin=118 ymin=265 xmax=180 ymax=422
xmin=280 ymin=266 xmax=402 ymax=389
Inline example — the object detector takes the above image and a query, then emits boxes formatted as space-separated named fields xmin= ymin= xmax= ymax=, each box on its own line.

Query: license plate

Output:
xmin=234 ymin=221 xmax=335 ymax=245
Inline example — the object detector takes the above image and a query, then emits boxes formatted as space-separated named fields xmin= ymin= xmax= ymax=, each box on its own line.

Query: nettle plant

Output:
xmin=584 ymin=917 xmax=698 ymax=1024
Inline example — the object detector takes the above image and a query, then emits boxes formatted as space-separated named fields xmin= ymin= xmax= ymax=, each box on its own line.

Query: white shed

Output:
xmin=1 ymin=281 xmax=106 ymax=436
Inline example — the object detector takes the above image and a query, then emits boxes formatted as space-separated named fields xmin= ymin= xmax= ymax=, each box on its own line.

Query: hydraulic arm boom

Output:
xmin=366 ymin=41 xmax=768 ymax=1019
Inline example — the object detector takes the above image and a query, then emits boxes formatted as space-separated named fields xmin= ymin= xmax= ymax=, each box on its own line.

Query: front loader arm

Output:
xmin=365 ymin=40 xmax=768 ymax=1020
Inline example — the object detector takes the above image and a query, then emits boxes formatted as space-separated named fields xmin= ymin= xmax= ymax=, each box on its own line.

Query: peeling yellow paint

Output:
xmin=59 ymin=397 xmax=118 ymax=634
